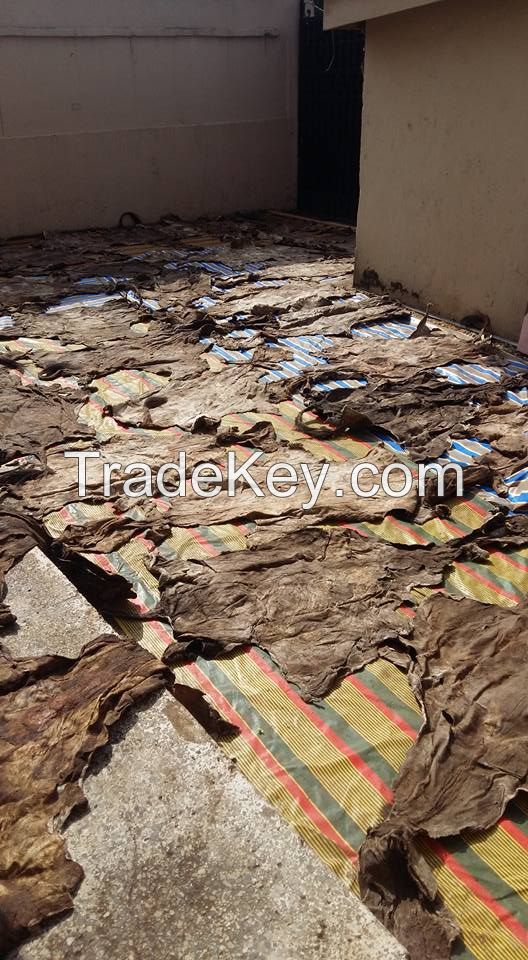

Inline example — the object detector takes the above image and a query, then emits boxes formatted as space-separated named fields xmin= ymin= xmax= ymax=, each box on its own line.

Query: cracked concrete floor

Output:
xmin=6 ymin=551 xmax=406 ymax=960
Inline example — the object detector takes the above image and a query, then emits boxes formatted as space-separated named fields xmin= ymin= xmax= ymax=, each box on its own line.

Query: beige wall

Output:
xmin=325 ymin=0 xmax=442 ymax=30
xmin=0 ymin=1 xmax=298 ymax=237
xmin=355 ymin=0 xmax=528 ymax=341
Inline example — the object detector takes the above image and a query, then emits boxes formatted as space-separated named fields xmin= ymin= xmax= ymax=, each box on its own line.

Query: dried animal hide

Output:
xmin=271 ymin=297 xmax=414 ymax=339
xmin=209 ymin=294 xmax=412 ymax=341
xmin=56 ymin=445 xmax=420 ymax=554
xmin=268 ymin=331 xmax=495 ymax=404
xmin=210 ymin=265 xmax=353 ymax=303
xmin=10 ymin=430 xmax=230 ymax=515
xmin=139 ymin=275 xmax=212 ymax=313
xmin=6 ymin=299 xmax=147 ymax=346
xmin=108 ymin=363 xmax=276 ymax=432
xmin=154 ymin=528 xmax=464 ymax=701
xmin=35 ymin=332 xmax=209 ymax=387
xmin=171 ymin=684 xmax=238 ymax=740
xmin=423 ymin=461 xmax=493 ymax=507
xmin=0 ymin=275 xmax=75 ymax=309
xmin=0 ymin=510 xmax=49 ymax=576
xmin=5 ymin=444 xmax=118 ymax=515
xmin=54 ymin=512 xmax=172 ymax=556
xmin=205 ymin=309 xmax=419 ymax=363
xmin=0 ymin=369 xmax=89 ymax=467
xmin=234 ymin=259 xmax=352 ymax=284
xmin=461 ymin=512 xmax=528 ymax=554
xmin=0 ymin=266 xmax=161 ymax=315
xmin=0 ymin=635 xmax=169 ymax=951
xmin=0 ymin=239 xmax=134 ymax=281
xmin=3 ymin=215 xmax=528 ymax=960
xmin=2 ymin=275 xmax=211 ymax=345
xmin=359 ymin=593 xmax=528 ymax=960
xmin=0 ymin=510 xmax=49 ymax=626
xmin=215 ymin=419 xmax=281 ymax=453
xmin=471 ymin=402 xmax=528 ymax=484
xmin=292 ymin=365 xmax=526 ymax=465
xmin=0 ymin=213 xmax=334 ymax=282
xmin=141 ymin=444 xmax=419 ymax=528
xmin=198 ymin=330 xmax=283 ymax=365
xmin=0 ymin=587 xmax=15 ymax=629
xmin=359 ymin=825 xmax=459 ymax=960
xmin=203 ymin=277 xmax=352 ymax=323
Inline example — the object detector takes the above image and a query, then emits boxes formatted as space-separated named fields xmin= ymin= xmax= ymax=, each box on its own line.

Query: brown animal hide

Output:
xmin=267 ymin=330 xmax=494 ymax=404
xmin=205 ymin=297 xmax=413 ymax=342
xmin=291 ymin=365 xmax=526 ymax=467
xmin=9 ymin=430 xmax=234 ymax=516
xmin=56 ymin=445 xmax=421 ymax=555
xmin=7 ymin=300 xmax=146 ymax=346
xmin=35 ymin=332 xmax=208 ymax=387
xmin=106 ymin=363 xmax=276 ymax=433
xmin=0 ymin=368 xmax=89 ymax=467
xmin=155 ymin=528 xmax=465 ymax=701
xmin=359 ymin=593 xmax=528 ymax=960
xmin=0 ymin=635 xmax=169 ymax=951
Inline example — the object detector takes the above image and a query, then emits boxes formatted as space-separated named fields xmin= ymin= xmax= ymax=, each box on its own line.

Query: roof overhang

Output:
xmin=324 ymin=0 xmax=445 ymax=30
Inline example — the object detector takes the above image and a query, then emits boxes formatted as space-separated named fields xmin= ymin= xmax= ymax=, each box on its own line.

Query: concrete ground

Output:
xmin=5 ymin=550 xmax=406 ymax=960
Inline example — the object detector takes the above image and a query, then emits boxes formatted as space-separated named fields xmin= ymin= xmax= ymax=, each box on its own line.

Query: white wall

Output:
xmin=0 ymin=1 xmax=299 ymax=236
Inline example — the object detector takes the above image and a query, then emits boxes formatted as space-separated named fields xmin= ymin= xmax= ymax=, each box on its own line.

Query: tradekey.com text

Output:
xmin=65 ymin=450 xmax=464 ymax=511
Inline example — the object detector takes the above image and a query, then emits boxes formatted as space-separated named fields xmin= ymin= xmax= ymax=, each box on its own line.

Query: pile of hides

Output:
xmin=1 ymin=213 xmax=527 ymax=958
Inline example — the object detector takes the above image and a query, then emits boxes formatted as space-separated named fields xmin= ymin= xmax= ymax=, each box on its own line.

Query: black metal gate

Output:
xmin=297 ymin=1 xmax=364 ymax=224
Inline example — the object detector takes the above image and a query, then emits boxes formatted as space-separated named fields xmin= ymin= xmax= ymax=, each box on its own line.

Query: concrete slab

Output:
xmin=12 ymin=693 xmax=406 ymax=960
xmin=4 ymin=547 xmax=111 ymax=659
xmin=5 ymin=551 xmax=406 ymax=960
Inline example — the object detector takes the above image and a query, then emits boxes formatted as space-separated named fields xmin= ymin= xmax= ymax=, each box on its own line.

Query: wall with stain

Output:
xmin=0 ymin=0 xmax=298 ymax=236
xmin=355 ymin=0 xmax=528 ymax=341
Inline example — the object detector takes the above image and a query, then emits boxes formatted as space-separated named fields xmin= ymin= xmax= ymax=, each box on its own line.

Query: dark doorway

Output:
xmin=297 ymin=1 xmax=364 ymax=224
